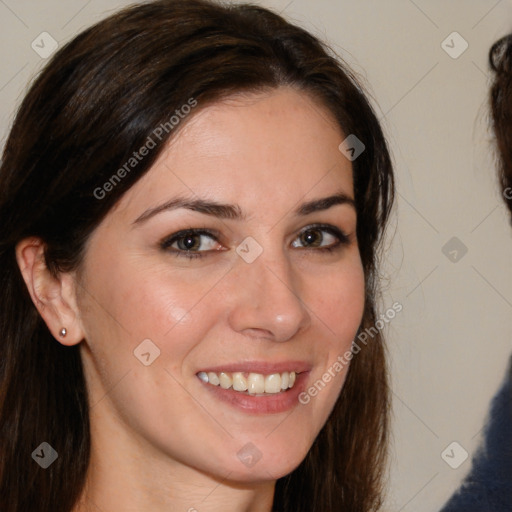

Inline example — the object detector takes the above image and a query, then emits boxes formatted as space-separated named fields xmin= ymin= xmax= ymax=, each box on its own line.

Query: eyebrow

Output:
xmin=132 ymin=192 xmax=355 ymax=225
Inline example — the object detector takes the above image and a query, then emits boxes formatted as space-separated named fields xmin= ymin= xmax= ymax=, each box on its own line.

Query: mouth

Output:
xmin=195 ymin=362 xmax=311 ymax=414
xmin=197 ymin=370 xmax=297 ymax=395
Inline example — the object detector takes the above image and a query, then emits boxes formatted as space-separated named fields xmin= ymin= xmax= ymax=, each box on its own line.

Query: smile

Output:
xmin=197 ymin=371 xmax=297 ymax=395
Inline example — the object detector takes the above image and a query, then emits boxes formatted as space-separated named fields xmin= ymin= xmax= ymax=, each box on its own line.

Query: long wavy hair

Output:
xmin=0 ymin=1 xmax=394 ymax=511
xmin=489 ymin=34 xmax=512 ymax=217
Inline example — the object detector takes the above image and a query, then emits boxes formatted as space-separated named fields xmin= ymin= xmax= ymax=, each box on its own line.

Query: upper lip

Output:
xmin=197 ymin=361 xmax=312 ymax=375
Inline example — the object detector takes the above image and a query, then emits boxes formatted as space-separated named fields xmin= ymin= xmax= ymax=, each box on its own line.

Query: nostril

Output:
xmin=240 ymin=327 xmax=275 ymax=340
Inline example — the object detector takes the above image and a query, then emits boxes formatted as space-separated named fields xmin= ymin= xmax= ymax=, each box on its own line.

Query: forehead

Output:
xmin=118 ymin=87 xmax=354 ymax=220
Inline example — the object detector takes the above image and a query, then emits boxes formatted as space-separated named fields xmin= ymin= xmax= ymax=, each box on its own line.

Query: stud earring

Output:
xmin=59 ymin=328 xmax=67 ymax=337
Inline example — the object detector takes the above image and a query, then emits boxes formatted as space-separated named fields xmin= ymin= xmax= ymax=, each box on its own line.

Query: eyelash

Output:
xmin=160 ymin=224 xmax=351 ymax=260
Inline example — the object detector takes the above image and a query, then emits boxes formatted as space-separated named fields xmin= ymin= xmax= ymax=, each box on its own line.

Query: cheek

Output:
xmin=76 ymin=251 xmax=226 ymax=410
xmin=298 ymin=258 xmax=365 ymax=412
xmin=81 ymin=248 xmax=220 ymax=342
xmin=309 ymin=258 xmax=366 ymax=344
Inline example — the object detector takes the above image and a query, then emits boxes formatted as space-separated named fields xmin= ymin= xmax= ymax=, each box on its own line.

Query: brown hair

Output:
xmin=489 ymin=34 xmax=512 ymax=216
xmin=0 ymin=1 xmax=394 ymax=510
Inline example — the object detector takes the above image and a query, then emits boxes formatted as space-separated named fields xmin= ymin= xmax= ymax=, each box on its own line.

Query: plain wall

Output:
xmin=1 ymin=1 xmax=511 ymax=511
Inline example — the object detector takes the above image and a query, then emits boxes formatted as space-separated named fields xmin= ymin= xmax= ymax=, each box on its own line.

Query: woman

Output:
xmin=0 ymin=1 xmax=394 ymax=511
xmin=440 ymin=35 xmax=512 ymax=512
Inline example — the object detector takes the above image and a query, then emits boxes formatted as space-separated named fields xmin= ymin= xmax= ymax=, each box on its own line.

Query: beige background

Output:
xmin=1 ymin=1 xmax=511 ymax=511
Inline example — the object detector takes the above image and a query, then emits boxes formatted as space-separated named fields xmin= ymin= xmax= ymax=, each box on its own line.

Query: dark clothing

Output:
xmin=440 ymin=356 xmax=512 ymax=512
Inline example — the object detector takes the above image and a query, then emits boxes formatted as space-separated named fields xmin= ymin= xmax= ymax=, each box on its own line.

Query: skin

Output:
xmin=16 ymin=87 xmax=365 ymax=512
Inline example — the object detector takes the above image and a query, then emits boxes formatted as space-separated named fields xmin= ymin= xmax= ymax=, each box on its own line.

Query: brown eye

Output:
xmin=176 ymin=234 xmax=202 ymax=251
xmin=292 ymin=225 xmax=347 ymax=250
xmin=299 ymin=228 xmax=324 ymax=247
xmin=161 ymin=229 xmax=222 ymax=259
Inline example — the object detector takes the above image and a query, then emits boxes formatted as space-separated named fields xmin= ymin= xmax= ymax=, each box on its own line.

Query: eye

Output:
xmin=291 ymin=224 xmax=349 ymax=251
xmin=161 ymin=229 xmax=222 ymax=258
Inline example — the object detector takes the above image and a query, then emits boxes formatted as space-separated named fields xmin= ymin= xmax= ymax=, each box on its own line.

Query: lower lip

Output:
xmin=198 ymin=372 xmax=310 ymax=414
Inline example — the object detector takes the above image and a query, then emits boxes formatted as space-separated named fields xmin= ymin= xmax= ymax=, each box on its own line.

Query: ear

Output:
xmin=15 ymin=237 xmax=84 ymax=346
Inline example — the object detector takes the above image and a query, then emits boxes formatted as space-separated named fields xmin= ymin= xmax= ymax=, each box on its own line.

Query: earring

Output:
xmin=59 ymin=328 xmax=67 ymax=337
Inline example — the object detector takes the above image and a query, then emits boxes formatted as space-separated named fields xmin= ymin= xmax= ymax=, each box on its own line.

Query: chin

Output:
xmin=216 ymin=440 xmax=312 ymax=483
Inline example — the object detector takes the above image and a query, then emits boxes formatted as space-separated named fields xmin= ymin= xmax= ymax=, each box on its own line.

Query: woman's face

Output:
xmin=75 ymin=87 xmax=365 ymax=482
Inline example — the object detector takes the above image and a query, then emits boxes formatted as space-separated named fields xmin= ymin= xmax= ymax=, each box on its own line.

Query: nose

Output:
xmin=226 ymin=249 xmax=311 ymax=342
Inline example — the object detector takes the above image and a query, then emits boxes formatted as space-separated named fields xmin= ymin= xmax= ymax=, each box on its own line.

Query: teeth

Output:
xmin=198 ymin=370 xmax=297 ymax=394
xmin=232 ymin=372 xmax=248 ymax=391
xmin=265 ymin=373 xmax=282 ymax=394
xmin=219 ymin=372 xmax=231 ymax=389
xmin=248 ymin=373 xmax=265 ymax=394
xmin=207 ymin=372 xmax=220 ymax=386
xmin=280 ymin=372 xmax=289 ymax=390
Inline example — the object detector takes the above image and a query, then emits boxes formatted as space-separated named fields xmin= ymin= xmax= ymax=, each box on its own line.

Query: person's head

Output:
xmin=0 ymin=1 xmax=394 ymax=511
xmin=489 ymin=35 xmax=512 ymax=217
